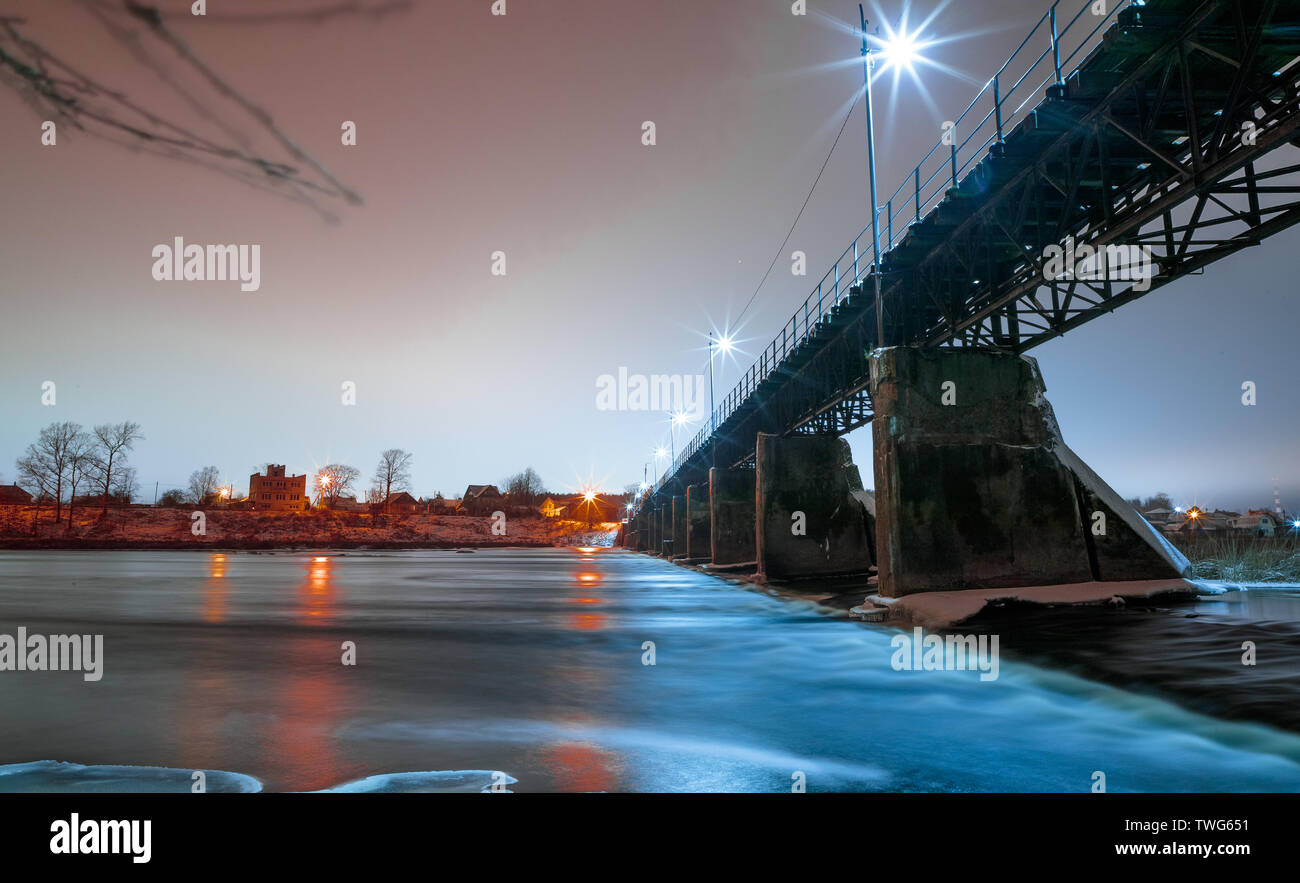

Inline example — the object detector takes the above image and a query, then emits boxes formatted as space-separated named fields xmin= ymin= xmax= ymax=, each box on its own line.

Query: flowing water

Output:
xmin=1 ymin=548 xmax=1299 ymax=792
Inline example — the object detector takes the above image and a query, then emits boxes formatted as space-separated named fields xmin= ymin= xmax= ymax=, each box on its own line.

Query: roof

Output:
xmin=384 ymin=492 xmax=419 ymax=505
xmin=0 ymin=484 xmax=32 ymax=502
xmin=464 ymin=485 xmax=502 ymax=499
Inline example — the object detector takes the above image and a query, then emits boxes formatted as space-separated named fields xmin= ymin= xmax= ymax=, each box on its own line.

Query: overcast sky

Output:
xmin=1 ymin=0 xmax=1296 ymax=513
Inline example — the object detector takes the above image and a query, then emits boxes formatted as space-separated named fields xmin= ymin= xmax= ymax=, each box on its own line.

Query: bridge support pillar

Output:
xmin=709 ymin=467 xmax=756 ymax=566
xmin=649 ymin=503 xmax=662 ymax=555
xmin=870 ymin=347 xmax=1188 ymax=597
xmin=670 ymin=495 xmax=687 ymax=560
xmin=755 ymin=434 xmax=874 ymax=580
xmin=634 ymin=509 xmax=649 ymax=551
xmin=686 ymin=484 xmax=711 ymax=561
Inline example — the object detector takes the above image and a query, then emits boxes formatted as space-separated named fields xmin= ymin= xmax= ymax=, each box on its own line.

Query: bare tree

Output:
xmin=315 ymin=463 xmax=360 ymax=508
xmin=111 ymin=466 xmax=139 ymax=505
xmin=372 ymin=449 xmax=412 ymax=512
xmin=188 ymin=466 xmax=221 ymax=506
xmin=503 ymin=467 xmax=545 ymax=507
xmin=64 ymin=430 xmax=96 ymax=528
xmin=90 ymin=421 xmax=144 ymax=516
xmin=15 ymin=421 xmax=85 ymax=524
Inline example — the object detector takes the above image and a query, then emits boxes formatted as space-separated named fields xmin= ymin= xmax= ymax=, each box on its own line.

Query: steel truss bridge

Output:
xmin=653 ymin=0 xmax=1300 ymax=496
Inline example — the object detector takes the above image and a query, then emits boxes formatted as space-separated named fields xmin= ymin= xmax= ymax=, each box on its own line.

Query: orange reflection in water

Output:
xmin=299 ymin=555 xmax=338 ymax=625
xmin=265 ymin=556 xmax=350 ymax=789
xmin=567 ymin=566 xmax=606 ymax=631
xmin=202 ymin=553 xmax=229 ymax=623
xmin=267 ymin=633 xmax=349 ymax=791
xmin=539 ymin=741 xmax=621 ymax=793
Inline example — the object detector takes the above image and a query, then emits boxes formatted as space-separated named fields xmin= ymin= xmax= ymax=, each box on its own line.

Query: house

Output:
xmin=383 ymin=492 xmax=421 ymax=514
xmin=0 ymin=484 xmax=32 ymax=505
xmin=328 ymin=497 xmax=365 ymax=511
xmin=461 ymin=485 xmax=503 ymax=515
xmin=249 ymin=464 xmax=309 ymax=511
xmin=539 ymin=497 xmax=567 ymax=519
xmin=1230 ymin=510 xmax=1278 ymax=537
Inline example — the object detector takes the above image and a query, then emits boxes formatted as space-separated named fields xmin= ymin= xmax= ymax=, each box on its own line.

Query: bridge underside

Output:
xmin=657 ymin=0 xmax=1300 ymax=494
xmin=632 ymin=0 xmax=1300 ymax=595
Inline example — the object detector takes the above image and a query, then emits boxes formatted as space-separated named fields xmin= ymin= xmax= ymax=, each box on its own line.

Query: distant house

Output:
xmin=384 ymin=492 xmax=421 ymax=514
xmin=249 ymin=464 xmax=309 ymax=511
xmin=329 ymin=497 xmax=365 ymax=511
xmin=0 ymin=484 xmax=32 ymax=506
xmin=1143 ymin=507 xmax=1175 ymax=525
xmin=539 ymin=497 xmax=567 ymax=519
xmin=461 ymin=485 xmax=503 ymax=515
xmin=1230 ymin=510 xmax=1277 ymax=537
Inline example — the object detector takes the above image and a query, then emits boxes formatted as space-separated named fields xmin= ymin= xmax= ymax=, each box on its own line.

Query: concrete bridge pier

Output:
xmin=634 ymin=508 xmax=649 ymax=552
xmin=754 ymin=433 xmax=875 ymax=580
xmin=870 ymin=346 xmax=1188 ymax=597
xmin=709 ymin=467 xmax=756 ymax=566
xmin=670 ymin=495 xmax=687 ymax=560
xmin=685 ymin=483 xmax=710 ymax=561
xmin=649 ymin=502 xmax=662 ymax=555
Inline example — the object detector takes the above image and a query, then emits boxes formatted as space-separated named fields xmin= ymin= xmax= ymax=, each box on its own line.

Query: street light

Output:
xmin=860 ymin=3 xmax=885 ymax=350
xmin=859 ymin=5 xmax=934 ymax=351
xmin=707 ymin=332 xmax=735 ymax=435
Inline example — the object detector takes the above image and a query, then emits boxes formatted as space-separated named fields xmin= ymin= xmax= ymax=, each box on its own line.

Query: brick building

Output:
xmin=249 ymin=464 xmax=309 ymax=511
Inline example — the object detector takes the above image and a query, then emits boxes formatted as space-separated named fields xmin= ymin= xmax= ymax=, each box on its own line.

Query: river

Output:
xmin=1 ymin=548 xmax=1298 ymax=792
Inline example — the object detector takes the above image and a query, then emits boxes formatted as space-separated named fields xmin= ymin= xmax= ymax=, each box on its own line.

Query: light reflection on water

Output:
xmin=0 ymin=548 xmax=1299 ymax=792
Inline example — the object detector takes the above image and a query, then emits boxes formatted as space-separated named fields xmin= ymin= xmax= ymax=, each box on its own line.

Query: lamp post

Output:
xmin=860 ymin=3 xmax=885 ymax=350
xmin=708 ymin=332 xmax=717 ymax=435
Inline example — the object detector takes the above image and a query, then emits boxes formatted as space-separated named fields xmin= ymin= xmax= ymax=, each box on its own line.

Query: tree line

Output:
xmin=12 ymin=422 xmax=558 ymax=517
xmin=14 ymin=421 xmax=143 ymax=525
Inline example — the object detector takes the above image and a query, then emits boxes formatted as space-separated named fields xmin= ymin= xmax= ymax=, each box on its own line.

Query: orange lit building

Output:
xmin=249 ymin=464 xmax=309 ymax=511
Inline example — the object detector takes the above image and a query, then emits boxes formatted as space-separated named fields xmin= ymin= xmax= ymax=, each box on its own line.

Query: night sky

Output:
xmin=1 ymin=0 xmax=1296 ymax=512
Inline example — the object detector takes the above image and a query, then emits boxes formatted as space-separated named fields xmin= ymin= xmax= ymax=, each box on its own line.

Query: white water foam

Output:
xmin=0 ymin=760 xmax=262 ymax=793
xmin=312 ymin=770 xmax=519 ymax=793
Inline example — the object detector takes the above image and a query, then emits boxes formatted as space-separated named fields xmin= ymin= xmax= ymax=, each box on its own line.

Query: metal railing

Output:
xmin=654 ymin=0 xmax=1139 ymax=494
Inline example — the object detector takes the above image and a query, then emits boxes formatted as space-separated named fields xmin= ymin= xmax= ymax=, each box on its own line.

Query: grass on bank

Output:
xmin=1176 ymin=533 xmax=1300 ymax=583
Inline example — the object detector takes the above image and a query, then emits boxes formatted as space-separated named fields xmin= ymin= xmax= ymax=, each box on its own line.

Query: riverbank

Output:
xmin=0 ymin=506 xmax=619 ymax=550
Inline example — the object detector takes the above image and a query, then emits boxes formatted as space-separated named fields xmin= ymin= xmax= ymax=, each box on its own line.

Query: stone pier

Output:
xmin=709 ymin=467 xmax=756 ymax=566
xmin=650 ymin=502 xmax=662 ymax=555
xmin=671 ymin=495 xmax=688 ymax=560
xmin=870 ymin=346 xmax=1188 ymax=597
xmin=685 ymin=484 xmax=711 ymax=561
xmin=754 ymin=433 xmax=874 ymax=580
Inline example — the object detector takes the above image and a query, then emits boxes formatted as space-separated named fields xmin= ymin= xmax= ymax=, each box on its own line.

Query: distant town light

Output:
xmin=715 ymin=334 xmax=734 ymax=355
xmin=672 ymin=411 xmax=691 ymax=428
xmin=655 ymin=447 xmax=668 ymax=459
xmin=584 ymin=491 xmax=596 ymax=503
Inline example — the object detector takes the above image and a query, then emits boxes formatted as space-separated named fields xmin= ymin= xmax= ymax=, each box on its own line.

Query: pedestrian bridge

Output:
xmin=629 ymin=0 xmax=1300 ymax=597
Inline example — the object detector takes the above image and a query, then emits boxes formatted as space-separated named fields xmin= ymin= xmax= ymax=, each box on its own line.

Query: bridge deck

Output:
xmin=655 ymin=0 xmax=1300 ymax=495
